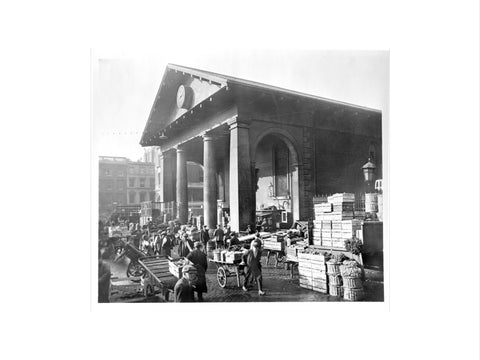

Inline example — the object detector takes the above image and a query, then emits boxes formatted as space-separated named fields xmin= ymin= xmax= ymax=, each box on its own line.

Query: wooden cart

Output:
xmin=115 ymin=242 xmax=147 ymax=278
xmin=138 ymin=256 xmax=178 ymax=301
xmin=209 ymin=259 xmax=246 ymax=288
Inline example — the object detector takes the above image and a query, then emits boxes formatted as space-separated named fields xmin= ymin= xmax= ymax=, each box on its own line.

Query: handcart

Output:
xmin=209 ymin=258 xmax=246 ymax=288
xmin=138 ymin=255 xmax=178 ymax=301
xmin=115 ymin=241 xmax=147 ymax=278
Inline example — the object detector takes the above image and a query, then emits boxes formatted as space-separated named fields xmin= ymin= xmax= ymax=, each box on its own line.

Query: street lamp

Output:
xmin=361 ymin=158 xmax=376 ymax=192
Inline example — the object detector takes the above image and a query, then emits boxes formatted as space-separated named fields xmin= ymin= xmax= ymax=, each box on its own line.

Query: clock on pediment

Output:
xmin=176 ymin=85 xmax=194 ymax=109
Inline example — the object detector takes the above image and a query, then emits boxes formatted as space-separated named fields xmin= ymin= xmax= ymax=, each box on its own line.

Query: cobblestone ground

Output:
xmin=106 ymin=246 xmax=384 ymax=303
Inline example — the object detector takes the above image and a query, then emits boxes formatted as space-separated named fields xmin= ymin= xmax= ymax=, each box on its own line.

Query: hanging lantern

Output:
xmin=362 ymin=158 xmax=377 ymax=182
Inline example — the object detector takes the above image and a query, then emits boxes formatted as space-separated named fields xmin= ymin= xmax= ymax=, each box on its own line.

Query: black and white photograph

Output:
xmin=93 ymin=51 xmax=388 ymax=303
xmin=2 ymin=1 xmax=478 ymax=360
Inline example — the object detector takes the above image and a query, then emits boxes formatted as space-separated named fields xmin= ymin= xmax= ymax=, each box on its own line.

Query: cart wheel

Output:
xmin=217 ymin=267 xmax=227 ymax=288
xmin=127 ymin=262 xmax=145 ymax=277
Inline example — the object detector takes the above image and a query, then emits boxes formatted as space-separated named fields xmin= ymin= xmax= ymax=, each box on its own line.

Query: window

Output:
xmin=148 ymin=168 xmax=154 ymax=174
xmin=140 ymin=167 xmax=145 ymax=174
xmin=139 ymin=192 xmax=146 ymax=202
xmin=129 ymin=192 xmax=136 ymax=204
xmin=157 ymin=173 xmax=161 ymax=187
xmin=273 ymin=145 xmax=289 ymax=197
xmin=129 ymin=178 xmax=135 ymax=187
xmin=139 ymin=178 xmax=146 ymax=188
xmin=105 ymin=169 xmax=111 ymax=176
xmin=117 ymin=170 xmax=124 ymax=177
xmin=106 ymin=180 xmax=113 ymax=191
xmin=129 ymin=167 xmax=134 ymax=174
xmin=117 ymin=180 xmax=124 ymax=190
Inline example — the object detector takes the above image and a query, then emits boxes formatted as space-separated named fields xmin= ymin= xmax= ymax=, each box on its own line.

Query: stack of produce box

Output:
xmin=340 ymin=260 xmax=365 ymax=301
xmin=286 ymin=244 xmax=308 ymax=262
xmin=326 ymin=259 xmax=343 ymax=297
xmin=262 ymin=232 xmax=286 ymax=251
xmin=225 ymin=251 xmax=243 ymax=263
xmin=312 ymin=193 xmax=363 ymax=250
xmin=297 ymin=248 xmax=330 ymax=293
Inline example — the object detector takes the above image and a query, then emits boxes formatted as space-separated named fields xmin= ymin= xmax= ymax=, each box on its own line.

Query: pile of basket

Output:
xmin=326 ymin=259 xmax=343 ymax=297
xmin=340 ymin=260 xmax=365 ymax=301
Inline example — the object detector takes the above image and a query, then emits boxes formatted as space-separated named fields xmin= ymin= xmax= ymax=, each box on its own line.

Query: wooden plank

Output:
xmin=145 ymin=264 xmax=169 ymax=269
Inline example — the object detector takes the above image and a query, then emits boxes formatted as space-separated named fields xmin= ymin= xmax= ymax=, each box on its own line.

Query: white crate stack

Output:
xmin=313 ymin=193 xmax=362 ymax=250
xmin=297 ymin=250 xmax=329 ymax=293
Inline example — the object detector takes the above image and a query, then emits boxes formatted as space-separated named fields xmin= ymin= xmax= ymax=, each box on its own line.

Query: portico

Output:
xmin=140 ymin=64 xmax=382 ymax=231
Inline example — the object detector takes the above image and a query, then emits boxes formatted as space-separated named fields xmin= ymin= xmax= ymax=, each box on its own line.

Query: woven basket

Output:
xmin=329 ymin=284 xmax=344 ymax=297
xmin=343 ymin=287 xmax=365 ymax=301
xmin=343 ymin=277 xmax=363 ymax=289
xmin=326 ymin=262 xmax=341 ymax=274
xmin=328 ymin=274 xmax=343 ymax=286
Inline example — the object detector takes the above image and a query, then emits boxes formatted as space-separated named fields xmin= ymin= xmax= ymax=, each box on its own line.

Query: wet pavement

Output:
xmin=104 ymin=246 xmax=384 ymax=303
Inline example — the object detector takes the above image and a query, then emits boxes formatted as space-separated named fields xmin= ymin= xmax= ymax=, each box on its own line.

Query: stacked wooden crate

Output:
xmin=297 ymin=250 xmax=329 ymax=293
xmin=313 ymin=193 xmax=363 ymax=250
xmin=168 ymin=258 xmax=188 ymax=279
xmin=286 ymin=244 xmax=308 ymax=262
xmin=263 ymin=232 xmax=286 ymax=251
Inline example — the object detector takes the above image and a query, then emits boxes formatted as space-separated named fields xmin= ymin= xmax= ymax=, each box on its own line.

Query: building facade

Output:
xmin=99 ymin=156 xmax=155 ymax=220
xmin=99 ymin=156 xmax=128 ymax=220
xmin=140 ymin=64 xmax=382 ymax=231
xmin=126 ymin=161 xmax=155 ymax=205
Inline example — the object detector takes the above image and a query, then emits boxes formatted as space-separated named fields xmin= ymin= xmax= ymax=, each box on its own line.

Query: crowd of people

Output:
xmin=99 ymin=218 xmax=277 ymax=303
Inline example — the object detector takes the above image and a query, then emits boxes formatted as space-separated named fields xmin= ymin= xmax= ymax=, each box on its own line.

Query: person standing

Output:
xmin=186 ymin=242 xmax=208 ymax=301
xmin=200 ymin=225 xmax=210 ymax=253
xmin=173 ymin=265 xmax=197 ymax=302
xmin=213 ymin=224 xmax=225 ymax=249
xmin=178 ymin=232 xmax=193 ymax=258
xmin=98 ymin=250 xmax=112 ymax=303
xmin=242 ymin=240 xmax=265 ymax=296
xmin=162 ymin=230 xmax=174 ymax=258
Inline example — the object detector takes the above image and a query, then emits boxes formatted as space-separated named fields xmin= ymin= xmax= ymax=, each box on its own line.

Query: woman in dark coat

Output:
xmin=242 ymin=240 xmax=265 ymax=295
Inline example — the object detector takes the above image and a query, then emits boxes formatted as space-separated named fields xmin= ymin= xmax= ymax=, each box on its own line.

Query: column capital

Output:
xmin=159 ymin=148 xmax=176 ymax=159
xmin=201 ymin=132 xmax=216 ymax=142
xmin=174 ymin=144 xmax=186 ymax=152
xmin=227 ymin=116 xmax=251 ymax=130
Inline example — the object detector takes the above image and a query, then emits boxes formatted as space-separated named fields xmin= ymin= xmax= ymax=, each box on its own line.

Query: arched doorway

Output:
xmin=253 ymin=133 xmax=300 ymax=229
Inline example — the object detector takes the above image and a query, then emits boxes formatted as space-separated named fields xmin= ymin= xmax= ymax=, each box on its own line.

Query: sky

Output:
xmin=92 ymin=49 xmax=389 ymax=161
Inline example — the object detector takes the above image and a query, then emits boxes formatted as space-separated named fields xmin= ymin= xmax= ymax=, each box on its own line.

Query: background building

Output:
xmin=99 ymin=156 xmax=155 ymax=221
xmin=126 ymin=160 xmax=155 ymax=205
xmin=99 ymin=156 xmax=128 ymax=221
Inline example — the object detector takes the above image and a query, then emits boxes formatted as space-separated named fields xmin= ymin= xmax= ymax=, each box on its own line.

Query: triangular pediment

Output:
xmin=140 ymin=64 xmax=226 ymax=145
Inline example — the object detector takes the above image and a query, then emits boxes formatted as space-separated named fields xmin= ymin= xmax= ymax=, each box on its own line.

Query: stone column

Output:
xmin=203 ymin=134 xmax=217 ymax=229
xmin=228 ymin=118 xmax=255 ymax=232
xmin=158 ymin=150 xmax=176 ymax=218
xmin=175 ymin=145 xmax=188 ymax=224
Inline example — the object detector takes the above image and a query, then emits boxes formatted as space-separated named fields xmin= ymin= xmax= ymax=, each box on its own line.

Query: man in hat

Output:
xmin=173 ymin=265 xmax=197 ymax=302
xmin=227 ymin=231 xmax=240 ymax=248
xmin=242 ymin=239 xmax=265 ymax=296
xmin=186 ymin=242 xmax=208 ymax=301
